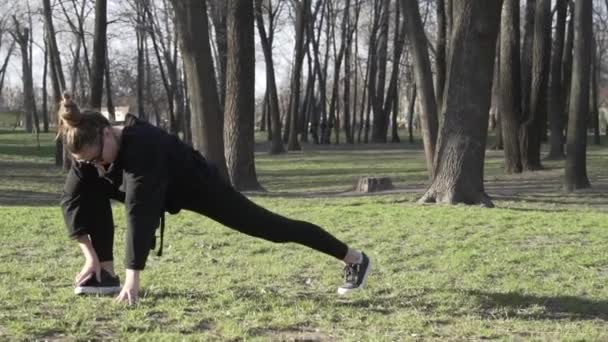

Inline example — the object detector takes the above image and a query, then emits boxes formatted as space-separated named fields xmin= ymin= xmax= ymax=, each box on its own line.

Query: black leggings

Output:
xmin=87 ymin=167 xmax=349 ymax=263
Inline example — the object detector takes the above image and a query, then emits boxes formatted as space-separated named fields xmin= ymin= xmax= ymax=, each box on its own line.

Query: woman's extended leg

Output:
xmin=183 ymin=163 xmax=371 ymax=294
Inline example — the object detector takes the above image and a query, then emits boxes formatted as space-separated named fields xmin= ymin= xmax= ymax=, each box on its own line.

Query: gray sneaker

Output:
xmin=74 ymin=269 xmax=121 ymax=295
xmin=338 ymin=252 xmax=372 ymax=295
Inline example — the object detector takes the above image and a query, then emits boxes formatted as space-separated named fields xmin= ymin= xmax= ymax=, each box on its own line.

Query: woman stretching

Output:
xmin=58 ymin=94 xmax=371 ymax=305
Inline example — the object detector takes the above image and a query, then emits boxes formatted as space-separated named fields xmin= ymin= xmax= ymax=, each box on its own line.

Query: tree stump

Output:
xmin=355 ymin=177 xmax=394 ymax=193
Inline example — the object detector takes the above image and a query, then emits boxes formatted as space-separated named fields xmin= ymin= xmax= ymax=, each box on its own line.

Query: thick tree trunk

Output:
xmin=547 ymin=0 xmax=567 ymax=159
xmin=562 ymin=3 xmax=575 ymax=118
xmin=89 ymin=0 xmax=107 ymax=109
xmin=499 ymin=0 xmax=522 ymax=173
xmin=419 ymin=0 xmax=502 ymax=208
xmin=564 ymin=0 xmax=591 ymax=191
xmin=224 ymin=0 xmax=262 ymax=191
xmin=171 ymin=0 xmax=229 ymax=181
xmin=401 ymin=0 xmax=439 ymax=178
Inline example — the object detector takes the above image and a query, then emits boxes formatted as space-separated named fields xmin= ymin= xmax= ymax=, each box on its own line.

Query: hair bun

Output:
xmin=59 ymin=92 xmax=82 ymax=127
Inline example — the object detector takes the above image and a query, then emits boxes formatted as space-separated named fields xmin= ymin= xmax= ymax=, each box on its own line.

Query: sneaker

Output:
xmin=337 ymin=252 xmax=372 ymax=295
xmin=74 ymin=269 xmax=121 ymax=295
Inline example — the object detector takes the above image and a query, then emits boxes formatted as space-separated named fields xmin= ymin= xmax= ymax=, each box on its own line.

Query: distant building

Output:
xmin=100 ymin=106 xmax=133 ymax=123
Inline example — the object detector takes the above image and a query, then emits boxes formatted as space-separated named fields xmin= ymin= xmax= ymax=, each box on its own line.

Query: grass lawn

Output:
xmin=1 ymin=130 xmax=608 ymax=341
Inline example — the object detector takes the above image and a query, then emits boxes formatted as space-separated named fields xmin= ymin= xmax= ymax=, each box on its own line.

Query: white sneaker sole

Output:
xmin=337 ymin=257 xmax=373 ymax=295
xmin=74 ymin=286 xmax=121 ymax=295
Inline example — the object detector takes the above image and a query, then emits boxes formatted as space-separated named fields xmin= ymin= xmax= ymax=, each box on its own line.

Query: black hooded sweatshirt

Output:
xmin=61 ymin=115 xmax=211 ymax=270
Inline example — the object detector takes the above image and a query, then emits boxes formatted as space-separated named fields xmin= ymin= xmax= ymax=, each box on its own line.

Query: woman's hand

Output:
xmin=75 ymin=257 xmax=101 ymax=285
xmin=115 ymin=269 xmax=140 ymax=305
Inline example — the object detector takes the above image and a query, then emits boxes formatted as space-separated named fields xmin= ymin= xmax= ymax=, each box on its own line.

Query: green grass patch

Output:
xmin=1 ymin=130 xmax=608 ymax=340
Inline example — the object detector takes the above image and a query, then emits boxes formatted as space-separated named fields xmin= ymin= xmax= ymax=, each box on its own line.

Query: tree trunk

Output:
xmin=520 ymin=0 xmax=550 ymax=171
xmin=136 ymin=3 xmax=146 ymax=120
xmin=287 ymin=0 xmax=309 ymax=151
xmin=171 ymin=0 xmax=229 ymax=181
xmin=408 ymin=83 xmax=417 ymax=144
xmin=42 ymin=39 xmax=49 ymax=133
xmin=208 ymin=0 xmax=228 ymax=109
xmin=435 ymin=0 xmax=447 ymax=113
xmin=564 ymin=0 xmax=591 ymax=191
xmin=499 ymin=0 xmax=522 ymax=173
xmin=43 ymin=0 xmax=68 ymax=168
xmin=401 ymin=0 xmax=439 ymax=178
xmin=89 ymin=0 xmax=107 ymax=109
xmin=105 ymin=45 xmax=115 ymax=121
xmin=385 ymin=0 xmax=405 ymax=144
xmin=224 ymin=0 xmax=262 ymax=191
xmin=547 ymin=0 xmax=567 ymax=159
xmin=591 ymin=39 xmax=600 ymax=146
xmin=419 ymin=0 xmax=502 ymax=207
xmin=255 ymin=0 xmax=285 ymax=154
xmin=11 ymin=18 xmax=35 ymax=133
xmin=371 ymin=0 xmax=390 ymax=143
xmin=562 ymin=2 xmax=574 ymax=120
xmin=491 ymin=39 xmax=502 ymax=150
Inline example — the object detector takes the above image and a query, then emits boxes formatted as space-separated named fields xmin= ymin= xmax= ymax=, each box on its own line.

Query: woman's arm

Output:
xmin=74 ymin=234 xmax=102 ymax=284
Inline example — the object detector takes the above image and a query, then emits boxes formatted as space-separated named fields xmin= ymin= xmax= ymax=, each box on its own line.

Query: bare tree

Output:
xmin=42 ymin=0 xmax=69 ymax=168
xmin=255 ymin=0 xmax=285 ymax=154
xmin=171 ymin=0 xmax=229 ymax=181
xmin=401 ymin=0 xmax=439 ymax=178
xmin=286 ymin=0 xmax=310 ymax=151
xmin=419 ymin=0 xmax=502 ymax=207
xmin=564 ymin=0 xmax=592 ymax=191
xmin=10 ymin=16 xmax=36 ymax=133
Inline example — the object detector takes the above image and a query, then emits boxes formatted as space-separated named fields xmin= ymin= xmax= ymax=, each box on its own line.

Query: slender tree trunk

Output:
xmin=562 ymin=2 xmax=575 ymax=122
xmin=255 ymin=0 xmax=284 ymax=153
xmin=401 ymin=0 xmax=439 ymax=178
xmin=11 ymin=18 xmax=34 ymax=133
xmin=547 ymin=0 xmax=567 ymax=159
xmin=287 ymin=0 xmax=309 ymax=151
xmin=435 ymin=0 xmax=447 ymax=114
xmin=171 ymin=0 xmax=229 ymax=181
xmin=408 ymin=83 xmax=417 ymax=144
xmin=42 ymin=37 xmax=50 ymax=133
xmin=208 ymin=0 xmax=228 ymax=109
xmin=491 ymin=39 xmax=502 ymax=150
xmin=591 ymin=39 xmax=600 ymax=146
xmin=419 ymin=0 xmax=502 ymax=207
xmin=564 ymin=0 xmax=591 ymax=191
xmin=105 ymin=45 xmax=115 ymax=121
xmin=89 ymin=0 xmax=107 ymax=109
xmin=371 ymin=0 xmax=390 ymax=142
xmin=499 ymin=0 xmax=522 ymax=173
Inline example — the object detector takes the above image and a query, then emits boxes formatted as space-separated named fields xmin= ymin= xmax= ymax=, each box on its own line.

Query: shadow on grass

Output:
xmin=0 ymin=189 xmax=59 ymax=206
xmin=469 ymin=289 xmax=608 ymax=321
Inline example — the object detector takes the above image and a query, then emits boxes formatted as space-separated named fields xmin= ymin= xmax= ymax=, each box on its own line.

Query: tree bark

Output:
xmin=371 ymin=0 xmax=390 ymax=143
xmin=435 ymin=0 xmax=447 ymax=113
xmin=208 ymin=0 xmax=228 ymax=109
xmin=401 ymin=0 xmax=439 ymax=178
xmin=224 ymin=0 xmax=262 ymax=191
xmin=171 ymin=0 xmax=229 ymax=181
xmin=499 ymin=0 xmax=522 ymax=173
xmin=419 ymin=0 xmax=502 ymax=207
xmin=520 ymin=0 xmax=550 ymax=171
xmin=89 ymin=0 xmax=107 ymax=109
xmin=11 ymin=18 xmax=35 ymax=133
xmin=287 ymin=0 xmax=309 ymax=151
xmin=564 ymin=0 xmax=591 ymax=191
xmin=547 ymin=0 xmax=567 ymax=159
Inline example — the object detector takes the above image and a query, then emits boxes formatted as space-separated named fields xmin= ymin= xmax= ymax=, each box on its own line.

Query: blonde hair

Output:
xmin=56 ymin=93 xmax=110 ymax=153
